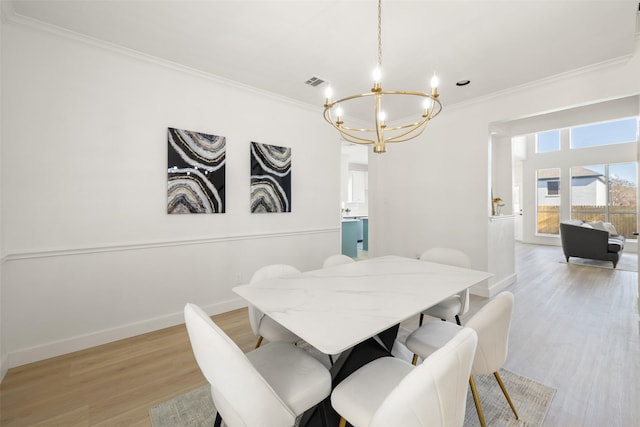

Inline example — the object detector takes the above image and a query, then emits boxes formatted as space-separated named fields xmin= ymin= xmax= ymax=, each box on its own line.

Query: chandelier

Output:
xmin=323 ymin=0 xmax=442 ymax=154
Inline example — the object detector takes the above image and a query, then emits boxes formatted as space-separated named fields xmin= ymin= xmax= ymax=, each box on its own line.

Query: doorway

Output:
xmin=341 ymin=143 xmax=369 ymax=259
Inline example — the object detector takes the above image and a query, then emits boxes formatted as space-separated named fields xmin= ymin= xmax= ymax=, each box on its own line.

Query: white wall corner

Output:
xmin=6 ymin=297 xmax=246 ymax=369
xmin=0 ymin=5 xmax=5 ymax=386
xmin=0 ymin=0 xmax=14 ymax=24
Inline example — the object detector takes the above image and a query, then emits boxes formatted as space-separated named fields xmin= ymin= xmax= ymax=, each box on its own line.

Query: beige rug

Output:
xmin=560 ymin=254 xmax=638 ymax=272
xmin=150 ymin=364 xmax=555 ymax=427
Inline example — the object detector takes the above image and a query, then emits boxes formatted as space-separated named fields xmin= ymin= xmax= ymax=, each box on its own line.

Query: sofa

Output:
xmin=559 ymin=220 xmax=625 ymax=268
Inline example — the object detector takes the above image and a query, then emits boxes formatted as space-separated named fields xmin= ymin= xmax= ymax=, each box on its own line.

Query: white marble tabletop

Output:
xmin=233 ymin=255 xmax=492 ymax=355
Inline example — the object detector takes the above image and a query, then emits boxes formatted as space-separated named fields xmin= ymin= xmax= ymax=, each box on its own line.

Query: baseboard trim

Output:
xmin=6 ymin=298 xmax=247 ymax=369
xmin=471 ymin=273 xmax=517 ymax=298
xmin=489 ymin=273 xmax=518 ymax=297
xmin=0 ymin=354 xmax=8 ymax=384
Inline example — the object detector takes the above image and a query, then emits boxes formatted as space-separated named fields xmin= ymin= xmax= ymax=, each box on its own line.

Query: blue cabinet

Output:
xmin=362 ymin=218 xmax=368 ymax=251
xmin=341 ymin=220 xmax=359 ymax=258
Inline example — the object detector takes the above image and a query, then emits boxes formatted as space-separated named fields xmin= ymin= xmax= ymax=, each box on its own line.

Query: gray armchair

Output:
xmin=559 ymin=220 xmax=625 ymax=268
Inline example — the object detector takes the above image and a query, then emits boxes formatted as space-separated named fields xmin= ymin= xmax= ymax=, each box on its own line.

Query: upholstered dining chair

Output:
xmin=322 ymin=254 xmax=356 ymax=268
xmin=331 ymin=327 xmax=478 ymax=427
xmin=249 ymin=264 xmax=302 ymax=348
xmin=184 ymin=303 xmax=331 ymax=427
xmin=405 ymin=291 xmax=518 ymax=427
xmin=419 ymin=248 xmax=472 ymax=326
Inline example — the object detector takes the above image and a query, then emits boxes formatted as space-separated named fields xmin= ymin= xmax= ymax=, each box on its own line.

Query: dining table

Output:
xmin=233 ymin=255 xmax=493 ymax=426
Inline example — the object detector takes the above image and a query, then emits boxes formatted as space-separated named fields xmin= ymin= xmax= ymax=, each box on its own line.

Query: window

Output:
xmin=608 ymin=163 xmax=637 ymax=239
xmin=570 ymin=117 xmax=638 ymax=149
xmin=536 ymin=130 xmax=560 ymax=153
xmin=571 ymin=163 xmax=637 ymax=239
xmin=348 ymin=170 xmax=367 ymax=202
xmin=537 ymin=168 xmax=561 ymax=235
xmin=571 ymin=165 xmax=606 ymax=223
xmin=527 ymin=115 xmax=638 ymax=240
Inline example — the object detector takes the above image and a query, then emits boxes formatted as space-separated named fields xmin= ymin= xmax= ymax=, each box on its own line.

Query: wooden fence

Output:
xmin=537 ymin=205 xmax=637 ymax=238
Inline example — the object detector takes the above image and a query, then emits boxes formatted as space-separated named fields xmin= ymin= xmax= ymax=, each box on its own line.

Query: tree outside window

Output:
xmin=570 ymin=163 xmax=637 ymax=238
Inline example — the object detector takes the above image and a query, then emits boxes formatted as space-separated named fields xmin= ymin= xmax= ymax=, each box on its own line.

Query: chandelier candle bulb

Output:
xmin=430 ymin=74 xmax=440 ymax=97
xmin=324 ymin=87 xmax=333 ymax=105
xmin=423 ymin=99 xmax=433 ymax=117
xmin=372 ymin=67 xmax=382 ymax=91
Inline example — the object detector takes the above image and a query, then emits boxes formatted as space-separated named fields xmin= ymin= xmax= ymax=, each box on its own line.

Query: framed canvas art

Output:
xmin=250 ymin=141 xmax=291 ymax=213
xmin=167 ymin=127 xmax=226 ymax=214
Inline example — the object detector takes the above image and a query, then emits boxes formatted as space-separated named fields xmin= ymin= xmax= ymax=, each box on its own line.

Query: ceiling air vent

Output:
xmin=305 ymin=76 xmax=326 ymax=87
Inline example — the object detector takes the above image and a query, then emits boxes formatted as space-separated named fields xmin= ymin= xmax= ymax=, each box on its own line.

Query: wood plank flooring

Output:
xmin=1 ymin=243 xmax=638 ymax=426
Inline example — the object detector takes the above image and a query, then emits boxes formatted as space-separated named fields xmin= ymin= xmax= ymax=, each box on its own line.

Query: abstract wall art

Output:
xmin=167 ymin=127 xmax=225 ymax=214
xmin=250 ymin=141 xmax=292 ymax=213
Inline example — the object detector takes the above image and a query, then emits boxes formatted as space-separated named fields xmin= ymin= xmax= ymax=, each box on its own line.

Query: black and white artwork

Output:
xmin=250 ymin=141 xmax=291 ymax=213
xmin=167 ymin=127 xmax=226 ymax=214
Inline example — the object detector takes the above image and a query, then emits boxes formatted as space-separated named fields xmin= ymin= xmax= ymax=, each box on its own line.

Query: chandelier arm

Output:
xmin=374 ymin=92 xmax=385 ymax=152
xmin=385 ymin=118 xmax=429 ymax=141
xmin=324 ymin=101 xmax=441 ymax=133
xmin=338 ymin=130 xmax=376 ymax=145
xmin=382 ymin=107 xmax=442 ymax=132
xmin=329 ymin=90 xmax=438 ymax=104
xmin=327 ymin=91 xmax=442 ymax=120
xmin=323 ymin=110 xmax=377 ymax=137
xmin=385 ymin=121 xmax=428 ymax=143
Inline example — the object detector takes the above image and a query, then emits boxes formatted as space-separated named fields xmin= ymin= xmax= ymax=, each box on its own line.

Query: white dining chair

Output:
xmin=184 ymin=303 xmax=331 ymax=427
xmin=248 ymin=264 xmax=302 ymax=348
xmin=322 ymin=254 xmax=356 ymax=268
xmin=419 ymin=248 xmax=472 ymax=326
xmin=331 ymin=327 xmax=478 ymax=427
xmin=405 ymin=291 xmax=518 ymax=427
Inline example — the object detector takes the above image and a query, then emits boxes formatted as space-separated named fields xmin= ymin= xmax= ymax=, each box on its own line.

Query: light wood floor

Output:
xmin=1 ymin=243 xmax=638 ymax=426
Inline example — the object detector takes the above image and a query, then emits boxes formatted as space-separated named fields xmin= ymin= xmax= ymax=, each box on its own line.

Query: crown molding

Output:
xmin=3 ymin=7 xmax=322 ymax=115
xmin=446 ymin=54 xmax=634 ymax=114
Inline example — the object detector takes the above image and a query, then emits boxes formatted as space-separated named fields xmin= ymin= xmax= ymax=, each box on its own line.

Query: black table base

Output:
xmin=299 ymin=324 xmax=400 ymax=427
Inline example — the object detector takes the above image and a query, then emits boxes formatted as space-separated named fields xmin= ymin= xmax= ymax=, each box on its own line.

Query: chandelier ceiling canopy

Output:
xmin=323 ymin=0 xmax=443 ymax=154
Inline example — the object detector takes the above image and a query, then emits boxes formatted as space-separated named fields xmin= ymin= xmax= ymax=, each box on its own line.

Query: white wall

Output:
xmin=1 ymin=18 xmax=341 ymax=368
xmin=369 ymin=38 xmax=640 ymax=296
xmin=0 ymin=6 xmax=6 ymax=381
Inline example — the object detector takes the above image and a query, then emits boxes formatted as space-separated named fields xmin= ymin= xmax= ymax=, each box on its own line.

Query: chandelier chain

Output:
xmin=377 ymin=0 xmax=382 ymax=68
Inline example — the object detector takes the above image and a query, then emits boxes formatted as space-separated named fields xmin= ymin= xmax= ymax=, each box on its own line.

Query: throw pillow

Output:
xmin=603 ymin=222 xmax=618 ymax=235
xmin=588 ymin=221 xmax=607 ymax=232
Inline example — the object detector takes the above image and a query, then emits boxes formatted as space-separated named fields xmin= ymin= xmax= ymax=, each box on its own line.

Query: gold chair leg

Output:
xmin=254 ymin=336 xmax=264 ymax=349
xmin=338 ymin=417 xmax=347 ymax=427
xmin=411 ymin=354 xmax=419 ymax=365
xmin=494 ymin=371 xmax=519 ymax=420
xmin=469 ymin=376 xmax=487 ymax=427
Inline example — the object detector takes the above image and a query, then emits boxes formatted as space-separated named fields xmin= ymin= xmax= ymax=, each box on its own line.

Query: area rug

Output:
xmin=150 ymin=362 xmax=555 ymax=427
xmin=559 ymin=255 xmax=638 ymax=272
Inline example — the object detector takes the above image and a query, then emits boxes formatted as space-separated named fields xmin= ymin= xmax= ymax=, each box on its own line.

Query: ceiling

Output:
xmin=4 ymin=0 xmax=639 ymax=157
xmin=6 ymin=1 xmax=638 ymax=113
